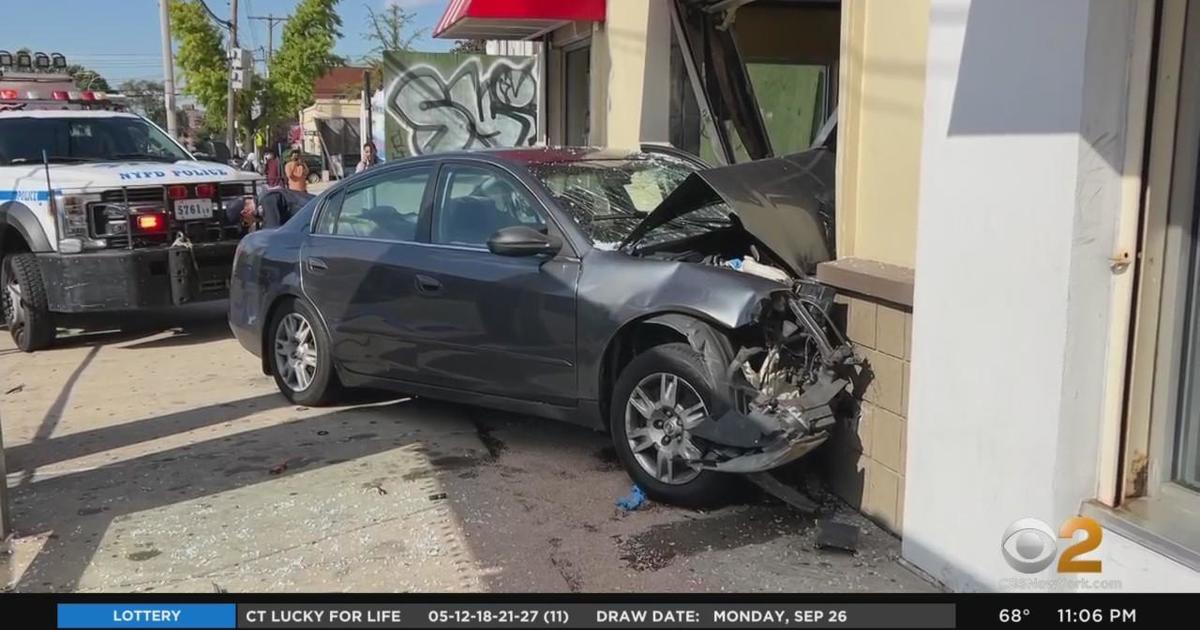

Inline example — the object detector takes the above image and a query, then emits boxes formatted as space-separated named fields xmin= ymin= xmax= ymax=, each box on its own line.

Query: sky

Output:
xmin=7 ymin=0 xmax=453 ymax=86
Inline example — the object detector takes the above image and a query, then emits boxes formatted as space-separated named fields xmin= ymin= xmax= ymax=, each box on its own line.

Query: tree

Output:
xmin=67 ymin=66 xmax=111 ymax=91
xmin=169 ymin=0 xmax=229 ymax=132
xmin=117 ymin=79 xmax=185 ymax=130
xmin=449 ymin=39 xmax=487 ymax=55
xmin=169 ymin=0 xmax=342 ymax=146
xmin=363 ymin=2 xmax=424 ymax=62
xmin=270 ymin=0 xmax=343 ymax=121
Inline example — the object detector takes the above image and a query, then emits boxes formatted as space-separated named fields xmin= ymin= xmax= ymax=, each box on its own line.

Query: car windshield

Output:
xmin=0 ymin=116 xmax=191 ymax=165
xmin=528 ymin=154 xmax=733 ymax=249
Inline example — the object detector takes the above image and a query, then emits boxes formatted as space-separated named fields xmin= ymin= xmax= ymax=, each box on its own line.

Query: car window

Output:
xmin=433 ymin=164 xmax=544 ymax=248
xmin=318 ymin=168 xmax=430 ymax=241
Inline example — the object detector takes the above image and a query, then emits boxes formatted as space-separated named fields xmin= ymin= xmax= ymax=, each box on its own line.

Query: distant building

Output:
xmin=298 ymin=66 xmax=368 ymax=179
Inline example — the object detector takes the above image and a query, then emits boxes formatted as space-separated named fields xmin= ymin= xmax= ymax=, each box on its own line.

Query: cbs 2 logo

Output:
xmin=1001 ymin=516 xmax=1103 ymax=574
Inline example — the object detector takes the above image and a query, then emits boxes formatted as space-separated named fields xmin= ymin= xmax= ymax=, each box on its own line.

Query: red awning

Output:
xmin=434 ymin=0 xmax=606 ymax=40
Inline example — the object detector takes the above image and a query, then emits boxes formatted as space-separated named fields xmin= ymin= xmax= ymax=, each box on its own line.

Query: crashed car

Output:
xmin=228 ymin=142 xmax=858 ymax=506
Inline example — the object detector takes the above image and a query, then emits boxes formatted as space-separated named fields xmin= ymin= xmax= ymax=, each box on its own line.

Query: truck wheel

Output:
xmin=2 ymin=253 xmax=56 ymax=353
xmin=268 ymin=298 xmax=341 ymax=405
xmin=610 ymin=342 xmax=738 ymax=508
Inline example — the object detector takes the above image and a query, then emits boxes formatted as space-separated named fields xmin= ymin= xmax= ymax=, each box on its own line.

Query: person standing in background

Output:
xmin=356 ymin=142 xmax=380 ymax=173
xmin=263 ymin=149 xmax=281 ymax=188
xmin=285 ymin=150 xmax=309 ymax=193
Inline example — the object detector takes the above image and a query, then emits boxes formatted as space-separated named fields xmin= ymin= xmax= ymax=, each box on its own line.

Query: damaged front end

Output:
xmin=686 ymin=278 xmax=860 ymax=474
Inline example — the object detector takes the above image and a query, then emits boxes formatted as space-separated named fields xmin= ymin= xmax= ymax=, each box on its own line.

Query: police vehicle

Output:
xmin=0 ymin=53 xmax=261 ymax=352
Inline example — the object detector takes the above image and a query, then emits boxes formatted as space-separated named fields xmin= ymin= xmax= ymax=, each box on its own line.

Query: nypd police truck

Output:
xmin=0 ymin=81 xmax=260 ymax=352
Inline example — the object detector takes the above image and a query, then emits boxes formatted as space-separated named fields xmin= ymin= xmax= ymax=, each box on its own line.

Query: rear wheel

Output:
xmin=610 ymin=342 xmax=738 ymax=507
xmin=2 ymin=253 xmax=56 ymax=352
xmin=268 ymin=298 xmax=341 ymax=405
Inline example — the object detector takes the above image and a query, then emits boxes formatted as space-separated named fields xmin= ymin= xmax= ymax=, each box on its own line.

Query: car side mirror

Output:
xmin=487 ymin=225 xmax=562 ymax=257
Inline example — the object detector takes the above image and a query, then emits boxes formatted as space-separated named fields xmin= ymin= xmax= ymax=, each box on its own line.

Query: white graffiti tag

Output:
xmin=386 ymin=57 xmax=537 ymax=156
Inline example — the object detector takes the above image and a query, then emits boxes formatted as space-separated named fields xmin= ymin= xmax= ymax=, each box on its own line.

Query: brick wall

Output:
xmin=826 ymin=294 xmax=911 ymax=534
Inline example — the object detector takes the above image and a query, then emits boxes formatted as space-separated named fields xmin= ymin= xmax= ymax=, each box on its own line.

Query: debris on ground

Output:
xmin=268 ymin=462 xmax=288 ymax=475
xmin=615 ymin=484 xmax=647 ymax=511
xmin=747 ymin=471 xmax=819 ymax=513
xmin=4 ymin=384 xmax=23 ymax=395
xmin=428 ymin=492 xmax=448 ymax=501
xmin=815 ymin=518 xmax=860 ymax=553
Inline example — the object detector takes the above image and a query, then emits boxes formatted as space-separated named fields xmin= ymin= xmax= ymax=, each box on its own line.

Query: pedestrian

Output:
xmin=356 ymin=141 xmax=380 ymax=173
xmin=241 ymin=146 xmax=261 ymax=172
xmin=285 ymin=149 xmax=309 ymax=193
xmin=263 ymin=149 xmax=281 ymax=188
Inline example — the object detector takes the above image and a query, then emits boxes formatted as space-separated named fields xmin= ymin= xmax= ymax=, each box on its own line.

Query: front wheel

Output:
xmin=2 ymin=253 xmax=56 ymax=352
xmin=610 ymin=342 xmax=738 ymax=507
xmin=268 ymin=298 xmax=341 ymax=405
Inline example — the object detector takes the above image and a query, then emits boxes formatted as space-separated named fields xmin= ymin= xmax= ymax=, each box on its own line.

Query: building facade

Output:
xmin=435 ymin=0 xmax=1200 ymax=591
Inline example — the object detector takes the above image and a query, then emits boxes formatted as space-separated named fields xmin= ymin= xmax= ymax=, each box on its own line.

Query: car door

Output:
xmin=301 ymin=165 xmax=435 ymax=379
xmin=402 ymin=160 xmax=580 ymax=405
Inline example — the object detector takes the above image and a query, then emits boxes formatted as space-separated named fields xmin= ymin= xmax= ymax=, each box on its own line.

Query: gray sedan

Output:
xmin=228 ymin=145 xmax=858 ymax=506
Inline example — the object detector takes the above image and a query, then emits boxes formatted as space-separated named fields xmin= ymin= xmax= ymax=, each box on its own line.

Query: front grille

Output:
xmin=220 ymin=182 xmax=250 ymax=198
xmin=100 ymin=187 xmax=166 ymax=204
xmin=88 ymin=182 xmax=243 ymax=248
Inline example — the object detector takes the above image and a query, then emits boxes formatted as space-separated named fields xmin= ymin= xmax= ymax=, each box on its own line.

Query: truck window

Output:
xmin=0 ymin=116 xmax=191 ymax=165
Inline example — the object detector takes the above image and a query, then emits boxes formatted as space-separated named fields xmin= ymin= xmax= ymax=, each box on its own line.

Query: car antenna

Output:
xmin=42 ymin=149 xmax=57 ymax=217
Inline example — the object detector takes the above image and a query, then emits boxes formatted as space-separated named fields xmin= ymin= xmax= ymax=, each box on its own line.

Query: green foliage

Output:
xmin=269 ymin=0 xmax=343 ymax=119
xmin=169 ymin=0 xmax=229 ymax=132
xmin=67 ymin=66 xmax=111 ymax=92
xmin=169 ymin=0 xmax=342 ymax=144
xmin=117 ymin=79 xmax=187 ymax=130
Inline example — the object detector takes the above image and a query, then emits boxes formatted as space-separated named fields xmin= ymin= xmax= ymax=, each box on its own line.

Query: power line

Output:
xmin=198 ymin=0 xmax=232 ymax=29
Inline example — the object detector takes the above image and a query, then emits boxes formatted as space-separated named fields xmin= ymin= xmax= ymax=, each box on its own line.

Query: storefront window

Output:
xmin=565 ymin=45 xmax=591 ymax=146
xmin=1175 ymin=197 xmax=1200 ymax=491
xmin=668 ymin=1 xmax=838 ymax=163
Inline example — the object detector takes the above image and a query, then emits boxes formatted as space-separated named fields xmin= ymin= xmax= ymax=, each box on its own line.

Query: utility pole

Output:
xmin=225 ymin=0 xmax=239 ymax=153
xmin=159 ymin=0 xmax=179 ymax=138
xmin=248 ymin=14 xmax=287 ymax=78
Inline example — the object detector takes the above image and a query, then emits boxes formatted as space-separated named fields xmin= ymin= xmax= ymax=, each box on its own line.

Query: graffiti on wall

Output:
xmin=382 ymin=51 xmax=538 ymax=157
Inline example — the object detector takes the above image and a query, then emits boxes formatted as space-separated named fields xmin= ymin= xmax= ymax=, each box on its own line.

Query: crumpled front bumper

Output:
xmin=702 ymin=431 xmax=830 ymax=473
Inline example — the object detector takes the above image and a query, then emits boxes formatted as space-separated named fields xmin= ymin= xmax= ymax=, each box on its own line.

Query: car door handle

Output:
xmin=306 ymin=258 xmax=328 ymax=272
xmin=415 ymin=274 xmax=442 ymax=295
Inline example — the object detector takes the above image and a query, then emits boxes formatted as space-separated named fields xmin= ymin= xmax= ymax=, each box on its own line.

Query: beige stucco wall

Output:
xmin=588 ymin=0 xmax=671 ymax=148
xmin=836 ymin=0 xmax=930 ymax=269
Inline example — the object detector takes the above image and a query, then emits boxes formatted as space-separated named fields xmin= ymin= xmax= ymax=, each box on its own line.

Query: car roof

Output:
xmin=0 ymin=109 xmax=140 ymax=119
xmin=432 ymin=146 xmax=651 ymax=166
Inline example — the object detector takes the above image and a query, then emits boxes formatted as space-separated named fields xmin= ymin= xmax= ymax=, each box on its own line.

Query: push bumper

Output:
xmin=36 ymin=242 xmax=238 ymax=313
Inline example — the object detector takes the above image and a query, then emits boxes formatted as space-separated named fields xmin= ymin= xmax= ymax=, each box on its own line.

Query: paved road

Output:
xmin=0 ymin=303 xmax=935 ymax=593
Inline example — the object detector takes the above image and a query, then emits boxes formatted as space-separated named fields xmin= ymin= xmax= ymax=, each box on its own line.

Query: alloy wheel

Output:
xmin=274 ymin=312 xmax=318 ymax=392
xmin=624 ymin=372 xmax=709 ymax=485
xmin=4 ymin=269 xmax=25 ymax=339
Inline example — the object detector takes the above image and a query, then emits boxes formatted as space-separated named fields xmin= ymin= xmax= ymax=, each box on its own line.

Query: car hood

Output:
xmin=26 ymin=160 xmax=259 ymax=191
xmin=619 ymin=147 xmax=835 ymax=277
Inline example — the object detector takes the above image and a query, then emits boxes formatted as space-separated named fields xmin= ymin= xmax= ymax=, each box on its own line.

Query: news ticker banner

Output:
xmin=47 ymin=599 xmax=1170 ymax=629
xmin=59 ymin=603 xmax=951 ymax=629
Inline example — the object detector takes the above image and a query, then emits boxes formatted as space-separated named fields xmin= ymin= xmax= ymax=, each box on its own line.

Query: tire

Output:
xmin=306 ymin=172 xmax=321 ymax=185
xmin=2 ymin=253 xmax=56 ymax=352
xmin=610 ymin=342 xmax=738 ymax=507
xmin=267 ymin=298 xmax=341 ymax=405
